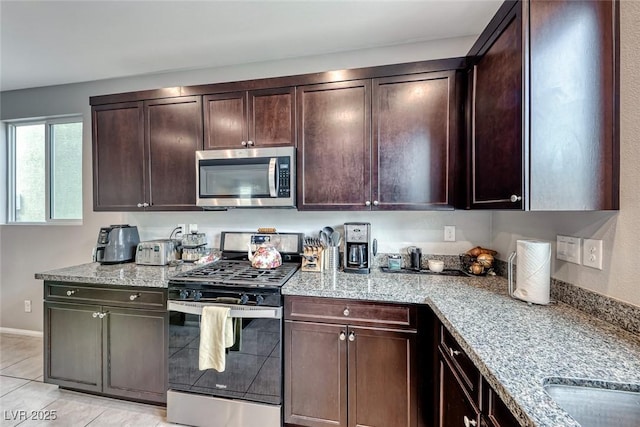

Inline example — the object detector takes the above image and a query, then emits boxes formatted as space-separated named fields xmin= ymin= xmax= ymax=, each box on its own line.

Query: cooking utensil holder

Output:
xmin=325 ymin=246 xmax=340 ymax=271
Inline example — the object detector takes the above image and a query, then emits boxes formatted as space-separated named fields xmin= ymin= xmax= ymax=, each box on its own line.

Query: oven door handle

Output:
xmin=168 ymin=301 xmax=282 ymax=319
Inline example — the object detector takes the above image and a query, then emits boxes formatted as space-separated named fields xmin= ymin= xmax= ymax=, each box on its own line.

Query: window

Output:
xmin=7 ymin=117 xmax=83 ymax=223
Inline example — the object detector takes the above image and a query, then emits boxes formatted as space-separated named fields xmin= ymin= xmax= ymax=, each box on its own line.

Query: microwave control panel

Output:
xmin=278 ymin=157 xmax=291 ymax=198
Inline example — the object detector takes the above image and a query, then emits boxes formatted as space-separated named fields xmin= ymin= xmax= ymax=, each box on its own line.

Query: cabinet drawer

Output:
xmin=285 ymin=296 xmax=416 ymax=329
xmin=482 ymin=379 xmax=520 ymax=427
xmin=45 ymin=282 xmax=165 ymax=309
xmin=440 ymin=324 xmax=481 ymax=403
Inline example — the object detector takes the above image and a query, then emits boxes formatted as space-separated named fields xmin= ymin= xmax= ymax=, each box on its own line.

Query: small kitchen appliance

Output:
xmin=408 ymin=246 xmax=422 ymax=270
xmin=196 ymin=146 xmax=296 ymax=208
xmin=135 ymin=239 xmax=179 ymax=266
xmin=94 ymin=225 xmax=139 ymax=264
xmin=343 ymin=222 xmax=374 ymax=274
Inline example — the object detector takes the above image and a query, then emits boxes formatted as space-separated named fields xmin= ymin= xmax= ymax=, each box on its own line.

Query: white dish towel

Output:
xmin=199 ymin=306 xmax=235 ymax=372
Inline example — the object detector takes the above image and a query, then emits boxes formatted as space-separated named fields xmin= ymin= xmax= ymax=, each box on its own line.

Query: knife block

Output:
xmin=301 ymin=247 xmax=324 ymax=272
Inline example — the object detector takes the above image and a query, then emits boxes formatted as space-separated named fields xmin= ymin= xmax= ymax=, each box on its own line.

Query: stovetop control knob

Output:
xmin=179 ymin=290 xmax=189 ymax=300
xmin=240 ymin=294 xmax=249 ymax=305
xmin=256 ymin=295 xmax=264 ymax=305
xmin=192 ymin=291 xmax=202 ymax=301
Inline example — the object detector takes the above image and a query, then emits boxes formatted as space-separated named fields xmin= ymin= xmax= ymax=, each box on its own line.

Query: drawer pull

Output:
xmin=66 ymin=290 xmax=77 ymax=296
xmin=339 ymin=331 xmax=346 ymax=341
xmin=129 ymin=293 xmax=140 ymax=301
xmin=348 ymin=331 xmax=356 ymax=342
xmin=464 ymin=415 xmax=477 ymax=427
xmin=98 ymin=312 xmax=108 ymax=319
xmin=92 ymin=312 xmax=99 ymax=318
xmin=343 ymin=308 xmax=350 ymax=316
xmin=449 ymin=347 xmax=461 ymax=357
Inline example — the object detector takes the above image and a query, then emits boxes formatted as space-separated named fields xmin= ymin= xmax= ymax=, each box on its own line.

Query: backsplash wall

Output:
xmin=126 ymin=210 xmax=493 ymax=256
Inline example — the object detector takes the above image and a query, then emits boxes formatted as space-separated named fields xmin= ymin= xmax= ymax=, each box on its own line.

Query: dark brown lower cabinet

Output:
xmin=437 ymin=322 xmax=520 ymax=427
xmin=439 ymin=349 xmax=480 ymax=427
xmin=44 ymin=283 xmax=167 ymax=404
xmin=284 ymin=296 xmax=418 ymax=427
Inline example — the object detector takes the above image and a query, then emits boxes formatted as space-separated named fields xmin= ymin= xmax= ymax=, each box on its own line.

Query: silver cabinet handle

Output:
xmin=137 ymin=203 xmax=144 ymax=208
xmin=373 ymin=200 xmax=379 ymax=206
xmin=449 ymin=347 xmax=461 ymax=357
xmin=143 ymin=202 xmax=149 ymax=207
xmin=66 ymin=290 xmax=76 ymax=296
xmin=92 ymin=312 xmax=99 ymax=318
xmin=464 ymin=415 xmax=477 ymax=427
xmin=343 ymin=308 xmax=350 ymax=316
xmin=510 ymin=194 xmax=522 ymax=203
xmin=129 ymin=293 xmax=140 ymax=301
xmin=365 ymin=201 xmax=371 ymax=207
xmin=98 ymin=312 xmax=107 ymax=319
xmin=247 ymin=140 xmax=254 ymax=146
xmin=241 ymin=141 xmax=247 ymax=146
xmin=348 ymin=331 xmax=355 ymax=342
xmin=339 ymin=331 xmax=346 ymax=341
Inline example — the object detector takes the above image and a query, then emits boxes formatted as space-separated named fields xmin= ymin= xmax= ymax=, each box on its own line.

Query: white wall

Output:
xmin=0 ymin=36 xmax=486 ymax=332
xmin=490 ymin=0 xmax=640 ymax=307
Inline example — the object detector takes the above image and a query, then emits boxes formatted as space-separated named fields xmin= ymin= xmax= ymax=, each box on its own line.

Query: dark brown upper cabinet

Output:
xmin=373 ymin=71 xmax=459 ymax=210
xmin=92 ymin=96 xmax=202 ymax=211
xmin=203 ymin=87 xmax=295 ymax=149
xmin=297 ymin=70 xmax=459 ymax=211
xmin=468 ymin=0 xmax=619 ymax=210
xmin=297 ymin=80 xmax=372 ymax=210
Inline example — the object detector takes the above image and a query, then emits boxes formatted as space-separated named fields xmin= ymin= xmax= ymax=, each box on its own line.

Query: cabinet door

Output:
xmin=297 ymin=80 xmax=371 ymax=210
xmin=348 ymin=326 xmax=417 ymax=427
xmin=471 ymin=6 xmax=523 ymax=209
xmin=248 ymin=87 xmax=296 ymax=147
xmin=144 ymin=96 xmax=202 ymax=210
xmin=439 ymin=351 xmax=480 ymax=427
xmin=284 ymin=321 xmax=347 ymax=427
xmin=529 ymin=0 xmax=618 ymax=210
xmin=92 ymin=102 xmax=146 ymax=210
xmin=373 ymin=72 xmax=457 ymax=210
xmin=102 ymin=307 xmax=168 ymax=403
xmin=203 ymin=91 xmax=247 ymax=149
xmin=44 ymin=302 xmax=102 ymax=393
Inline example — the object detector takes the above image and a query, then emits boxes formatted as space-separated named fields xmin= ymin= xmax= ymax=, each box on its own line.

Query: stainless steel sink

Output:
xmin=543 ymin=380 xmax=640 ymax=427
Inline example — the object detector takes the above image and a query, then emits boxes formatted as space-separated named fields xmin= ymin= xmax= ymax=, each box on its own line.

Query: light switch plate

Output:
xmin=556 ymin=235 xmax=581 ymax=264
xmin=583 ymin=239 xmax=603 ymax=270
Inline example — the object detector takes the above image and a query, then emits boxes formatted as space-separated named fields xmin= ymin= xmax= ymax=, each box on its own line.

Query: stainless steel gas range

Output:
xmin=166 ymin=231 xmax=302 ymax=427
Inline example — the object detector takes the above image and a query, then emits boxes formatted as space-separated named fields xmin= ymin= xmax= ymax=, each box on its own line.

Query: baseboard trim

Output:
xmin=0 ymin=327 xmax=43 ymax=337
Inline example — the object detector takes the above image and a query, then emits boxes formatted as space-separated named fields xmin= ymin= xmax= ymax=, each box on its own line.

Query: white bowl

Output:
xmin=428 ymin=259 xmax=444 ymax=273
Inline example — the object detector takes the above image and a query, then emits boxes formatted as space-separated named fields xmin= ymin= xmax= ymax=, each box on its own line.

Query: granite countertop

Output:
xmin=34 ymin=262 xmax=200 ymax=288
xmin=282 ymin=269 xmax=640 ymax=427
xmin=35 ymin=261 xmax=640 ymax=426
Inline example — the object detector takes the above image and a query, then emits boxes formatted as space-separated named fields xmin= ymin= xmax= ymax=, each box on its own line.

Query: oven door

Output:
xmin=168 ymin=301 xmax=283 ymax=405
xmin=196 ymin=147 xmax=295 ymax=208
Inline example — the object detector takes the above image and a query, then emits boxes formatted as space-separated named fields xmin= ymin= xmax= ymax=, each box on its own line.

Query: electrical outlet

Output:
xmin=444 ymin=226 xmax=456 ymax=242
xmin=556 ymin=235 xmax=581 ymax=264
xmin=177 ymin=224 xmax=186 ymax=235
xmin=24 ymin=300 xmax=31 ymax=313
xmin=583 ymin=239 xmax=603 ymax=270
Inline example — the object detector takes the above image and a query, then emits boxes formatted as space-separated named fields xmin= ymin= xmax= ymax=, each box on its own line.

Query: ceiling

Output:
xmin=0 ymin=0 xmax=502 ymax=92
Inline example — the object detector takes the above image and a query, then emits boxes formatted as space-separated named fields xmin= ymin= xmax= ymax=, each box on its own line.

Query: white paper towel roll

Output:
xmin=514 ymin=240 xmax=551 ymax=305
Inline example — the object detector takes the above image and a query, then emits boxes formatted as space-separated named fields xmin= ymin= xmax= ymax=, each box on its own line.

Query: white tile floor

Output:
xmin=0 ymin=333 xmax=175 ymax=426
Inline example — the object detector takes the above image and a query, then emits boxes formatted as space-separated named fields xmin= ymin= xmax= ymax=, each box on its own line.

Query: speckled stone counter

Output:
xmin=282 ymin=269 xmax=640 ymax=427
xmin=35 ymin=262 xmax=199 ymax=288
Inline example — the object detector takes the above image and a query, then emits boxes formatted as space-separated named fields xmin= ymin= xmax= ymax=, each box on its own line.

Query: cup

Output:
xmin=428 ymin=259 xmax=444 ymax=273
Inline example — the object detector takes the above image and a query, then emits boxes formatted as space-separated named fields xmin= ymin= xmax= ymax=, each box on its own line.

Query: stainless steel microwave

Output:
xmin=196 ymin=146 xmax=296 ymax=208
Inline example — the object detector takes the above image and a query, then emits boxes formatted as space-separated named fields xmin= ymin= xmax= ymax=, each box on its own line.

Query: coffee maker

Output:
xmin=344 ymin=222 xmax=374 ymax=274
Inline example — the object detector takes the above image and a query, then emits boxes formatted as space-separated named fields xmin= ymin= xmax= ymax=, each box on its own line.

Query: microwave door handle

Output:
xmin=268 ymin=157 xmax=278 ymax=197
